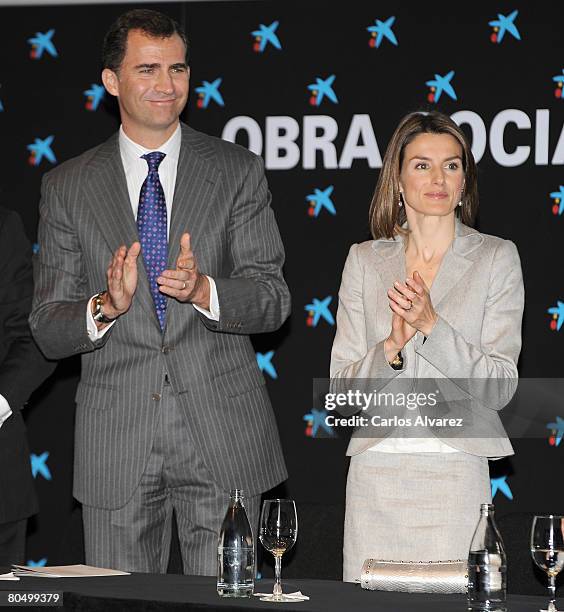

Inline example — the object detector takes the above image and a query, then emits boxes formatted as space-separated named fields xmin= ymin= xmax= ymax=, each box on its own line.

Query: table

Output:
xmin=0 ymin=575 xmax=551 ymax=611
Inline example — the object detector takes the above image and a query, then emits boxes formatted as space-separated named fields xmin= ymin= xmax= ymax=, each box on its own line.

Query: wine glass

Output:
xmin=258 ymin=499 xmax=298 ymax=602
xmin=530 ymin=515 xmax=564 ymax=612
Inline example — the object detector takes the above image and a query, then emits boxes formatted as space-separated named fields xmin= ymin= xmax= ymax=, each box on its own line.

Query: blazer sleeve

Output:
xmin=199 ymin=154 xmax=291 ymax=335
xmin=330 ymin=244 xmax=405 ymax=413
xmin=0 ymin=209 xmax=56 ymax=409
xmin=29 ymin=174 xmax=112 ymax=359
xmin=416 ymin=239 xmax=524 ymax=410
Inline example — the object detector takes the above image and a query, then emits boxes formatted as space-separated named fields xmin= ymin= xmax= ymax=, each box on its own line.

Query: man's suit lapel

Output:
xmin=168 ymin=125 xmax=221 ymax=267
xmin=166 ymin=125 xmax=221 ymax=326
xmin=84 ymin=134 xmax=158 ymax=327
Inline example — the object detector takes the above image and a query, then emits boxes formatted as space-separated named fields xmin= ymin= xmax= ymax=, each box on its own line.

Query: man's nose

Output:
xmin=155 ymin=71 xmax=174 ymax=94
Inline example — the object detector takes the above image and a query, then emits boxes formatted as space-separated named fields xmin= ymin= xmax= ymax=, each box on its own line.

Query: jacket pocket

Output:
xmin=74 ymin=380 xmax=116 ymax=408
xmin=213 ymin=361 xmax=266 ymax=398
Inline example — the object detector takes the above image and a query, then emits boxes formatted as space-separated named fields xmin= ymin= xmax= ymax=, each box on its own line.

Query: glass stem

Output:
xmin=548 ymin=574 xmax=556 ymax=610
xmin=273 ymin=555 xmax=282 ymax=597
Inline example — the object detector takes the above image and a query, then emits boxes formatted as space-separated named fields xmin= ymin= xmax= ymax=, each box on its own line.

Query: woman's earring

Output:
xmin=458 ymin=200 xmax=463 ymax=207
xmin=398 ymin=193 xmax=403 ymax=207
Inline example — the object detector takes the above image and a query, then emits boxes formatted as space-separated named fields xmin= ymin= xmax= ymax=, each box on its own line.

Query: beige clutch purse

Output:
xmin=360 ymin=559 xmax=468 ymax=594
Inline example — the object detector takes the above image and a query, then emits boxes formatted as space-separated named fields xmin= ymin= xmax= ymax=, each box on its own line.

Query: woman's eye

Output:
xmin=415 ymin=162 xmax=428 ymax=169
xmin=447 ymin=162 xmax=459 ymax=170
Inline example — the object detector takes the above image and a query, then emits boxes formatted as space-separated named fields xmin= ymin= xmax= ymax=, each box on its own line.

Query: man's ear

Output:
xmin=102 ymin=68 xmax=119 ymax=97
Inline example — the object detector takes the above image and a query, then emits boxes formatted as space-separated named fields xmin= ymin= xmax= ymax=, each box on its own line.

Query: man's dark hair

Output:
xmin=102 ymin=9 xmax=189 ymax=72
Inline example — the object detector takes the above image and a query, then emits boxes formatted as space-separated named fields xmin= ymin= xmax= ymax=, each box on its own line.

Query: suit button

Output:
xmin=162 ymin=346 xmax=170 ymax=354
xmin=152 ymin=393 xmax=161 ymax=401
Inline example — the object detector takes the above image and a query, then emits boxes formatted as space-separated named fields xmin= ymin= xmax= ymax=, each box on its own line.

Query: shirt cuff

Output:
xmin=86 ymin=294 xmax=116 ymax=341
xmin=192 ymin=276 xmax=220 ymax=321
xmin=0 ymin=394 xmax=13 ymax=428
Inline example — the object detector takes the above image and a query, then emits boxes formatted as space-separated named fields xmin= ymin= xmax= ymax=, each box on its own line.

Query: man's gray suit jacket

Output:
xmin=30 ymin=123 xmax=291 ymax=510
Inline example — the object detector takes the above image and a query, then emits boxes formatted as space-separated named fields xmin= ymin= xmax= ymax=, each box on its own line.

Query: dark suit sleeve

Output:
xmin=0 ymin=209 xmax=56 ymax=409
xmin=199 ymin=154 xmax=291 ymax=334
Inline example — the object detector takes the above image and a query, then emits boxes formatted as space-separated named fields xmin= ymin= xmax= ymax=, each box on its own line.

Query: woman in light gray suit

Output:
xmin=330 ymin=112 xmax=524 ymax=582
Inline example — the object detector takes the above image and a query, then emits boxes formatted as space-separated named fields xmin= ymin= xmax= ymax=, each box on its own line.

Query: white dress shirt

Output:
xmin=87 ymin=124 xmax=219 ymax=340
xmin=0 ymin=396 xmax=11 ymax=427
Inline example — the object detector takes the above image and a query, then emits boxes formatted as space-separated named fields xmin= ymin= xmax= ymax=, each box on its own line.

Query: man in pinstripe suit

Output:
xmin=30 ymin=9 xmax=290 ymax=574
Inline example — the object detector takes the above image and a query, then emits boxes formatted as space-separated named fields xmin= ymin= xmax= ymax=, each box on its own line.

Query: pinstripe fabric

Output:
xmin=82 ymin=384 xmax=261 ymax=574
xmin=30 ymin=123 xmax=290 ymax=517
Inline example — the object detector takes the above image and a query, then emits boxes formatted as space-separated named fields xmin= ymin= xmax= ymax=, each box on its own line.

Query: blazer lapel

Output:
xmin=370 ymin=236 xmax=405 ymax=292
xmin=370 ymin=220 xmax=482 ymax=308
xmin=430 ymin=220 xmax=482 ymax=307
xmin=84 ymin=134 xmax=158 ymax=327
xmin=429 ymin=249 xmax=473 ymax=307
xmin=165 ymin=125 xmax=221 ymax=328
xmin=167 ymin=125 xmax=221 ymax=267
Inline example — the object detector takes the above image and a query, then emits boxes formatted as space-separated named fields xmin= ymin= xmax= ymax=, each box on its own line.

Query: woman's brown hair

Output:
xmin=368 ymin=111 xmax=479 ymax=239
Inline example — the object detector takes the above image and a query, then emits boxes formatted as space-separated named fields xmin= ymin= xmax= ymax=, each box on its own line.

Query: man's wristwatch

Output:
xmin=92 ymin=292 xmax=117 ymax=324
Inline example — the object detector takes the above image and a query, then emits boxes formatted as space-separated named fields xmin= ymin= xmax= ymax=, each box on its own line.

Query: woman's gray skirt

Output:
xmin=343 ymin=451 xmax=492 ymax=582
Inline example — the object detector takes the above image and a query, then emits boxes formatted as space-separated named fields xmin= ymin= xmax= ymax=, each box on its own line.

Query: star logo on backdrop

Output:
xmin=308 ymin=75 xmax=338 ymax=106
xmin=32 ymin=243 xmax=40 ymax=255
xmin=31 ymin=452 xmax=51 ymax=480
xmin=27 ymin=136 xmax=56 ymax=166
xmin=553 ymin=69 xmax=564 ymax=99
xmin=550 ymin=186 xmax=564 ymax=216
xmin=28 ymin=29 xmax=57 ymax=59
xmin=303 ymin=409 xmax=335 ymax=437
xmin=305 ymin=296 xmax=335 ymax=327
xmin=547 ymin=416 xmax=564 ymax=447
xmin=488 ymin=10 xmax=521 ymax=44
xmin=307 ymin=185 xmax=336 ymax=217
xmin=548 ymin=301 xmax=564 ymax=331
xmin=256 ymin=351 xmax=278 ymax=379
xmin=26 ymin=558 xmax=48 ymax=567
xmin=491 ymin=476 xmax=513 ymax=500
xmin=367 ymin=16 xmax=398 ymax=48
xmin=251 ymin=21 xmax=281 ymax=53
xmin=84 ymin=83 xmax=105 ymax=111
xmin=195 ymin=78 xmax=224 ymax=109
xmin=425 ymin=70 xmax=457 ymax=103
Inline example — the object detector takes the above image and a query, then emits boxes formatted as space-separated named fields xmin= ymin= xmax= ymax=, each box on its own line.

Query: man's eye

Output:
xmin=140 ymin=68 xmax=153 ymax=74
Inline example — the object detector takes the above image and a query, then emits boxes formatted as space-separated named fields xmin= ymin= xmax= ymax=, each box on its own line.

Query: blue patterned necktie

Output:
xmin=137 ymin=151 xmax=168 ymax=330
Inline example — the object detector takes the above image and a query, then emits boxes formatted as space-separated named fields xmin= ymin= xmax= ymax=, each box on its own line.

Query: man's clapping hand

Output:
xmin=157 ymin=233 xmax=210 ymax=310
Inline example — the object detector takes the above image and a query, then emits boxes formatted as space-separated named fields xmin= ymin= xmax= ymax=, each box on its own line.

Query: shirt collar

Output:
xmin=119 ymin=123 xmax=182 ymax=171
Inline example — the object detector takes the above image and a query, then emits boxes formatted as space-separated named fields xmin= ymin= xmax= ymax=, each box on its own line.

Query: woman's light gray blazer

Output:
xmin=330 ymin=219 xmax=524 ymax=458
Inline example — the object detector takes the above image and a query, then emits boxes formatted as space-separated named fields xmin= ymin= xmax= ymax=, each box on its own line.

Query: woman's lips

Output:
xmin=424 ymin=192 xmax=448 ymax=199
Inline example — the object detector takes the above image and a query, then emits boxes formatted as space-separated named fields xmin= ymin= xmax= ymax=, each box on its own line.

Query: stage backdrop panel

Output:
xmin=0 ymin=1 xmax=562 ymax=566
